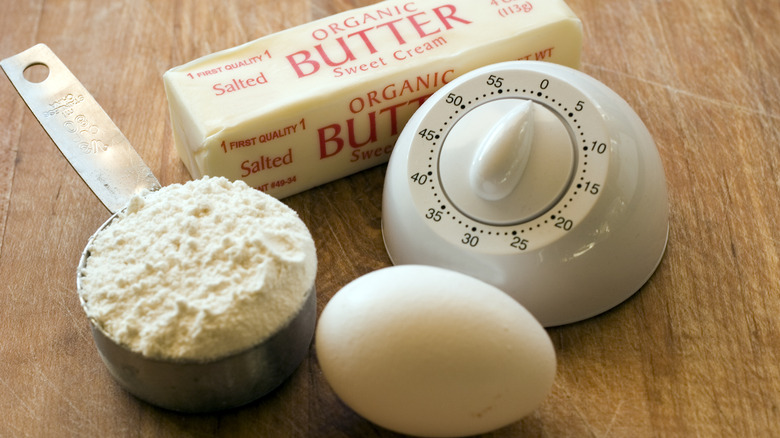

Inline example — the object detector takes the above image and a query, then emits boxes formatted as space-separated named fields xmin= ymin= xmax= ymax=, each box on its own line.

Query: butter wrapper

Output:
xmin=164 ymin=0 xmax=582 ymax=197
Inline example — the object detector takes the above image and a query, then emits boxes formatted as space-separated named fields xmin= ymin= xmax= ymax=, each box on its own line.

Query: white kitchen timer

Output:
xmin=382 ymin=61 xmax=669 ymax=326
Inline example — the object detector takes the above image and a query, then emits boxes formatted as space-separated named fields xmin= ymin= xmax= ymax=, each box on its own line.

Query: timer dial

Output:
xmin=382 ymin=61 xmax=669 ymax=326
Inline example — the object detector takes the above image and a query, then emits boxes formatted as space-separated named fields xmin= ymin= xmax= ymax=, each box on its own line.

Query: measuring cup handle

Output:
xmin=1 ymin=44 xmax=160 ymax=214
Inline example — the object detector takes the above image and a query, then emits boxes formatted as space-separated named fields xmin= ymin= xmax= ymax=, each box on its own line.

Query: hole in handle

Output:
xmin=23 ymin=62 xmax=49 ymax=83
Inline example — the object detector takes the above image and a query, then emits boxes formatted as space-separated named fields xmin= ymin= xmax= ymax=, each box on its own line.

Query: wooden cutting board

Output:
xmin=1 ymin=0 xmax=778 ymax=436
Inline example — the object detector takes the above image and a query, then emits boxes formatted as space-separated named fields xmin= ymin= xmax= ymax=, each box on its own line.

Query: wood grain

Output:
xmin=1 ymin=0 xmax=778 ymax=436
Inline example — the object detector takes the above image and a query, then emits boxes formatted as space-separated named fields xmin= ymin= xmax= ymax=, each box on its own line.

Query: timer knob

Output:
xmin=469 ymin=99 xmax=535 ymax=201
xmin=382 ymin=61 xmax=669 ymax=326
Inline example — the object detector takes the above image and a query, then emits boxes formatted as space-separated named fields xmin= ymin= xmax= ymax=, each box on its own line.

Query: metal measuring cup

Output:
xmin=1 ymin=44 xmax=316 ymax=413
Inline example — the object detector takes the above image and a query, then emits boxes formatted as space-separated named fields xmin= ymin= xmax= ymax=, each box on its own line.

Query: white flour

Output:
xmin=78 ymin=177 xmax=317 ymax=361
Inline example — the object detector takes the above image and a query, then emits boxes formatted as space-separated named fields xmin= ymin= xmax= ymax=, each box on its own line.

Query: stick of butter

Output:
xmin=164 ymin=0 xmax=582 ymax=198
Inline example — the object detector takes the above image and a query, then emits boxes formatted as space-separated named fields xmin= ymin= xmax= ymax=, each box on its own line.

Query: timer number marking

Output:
xmin=486 ymin=75 xmax=503 ymax=88
xmin=418 ymin=129 xmax=437 ymax=141
xmin=411 ymin=172 xmax=429 ymax=185
xmin=554 ymin=216 xmax=574 ymax=231
xmin=511 ymin=236 xmax=529 ymax=251
xmin=462 ymin=233 xmax=479 ymax=247
xmin=446 ymin=93 xmax=464 ymax=108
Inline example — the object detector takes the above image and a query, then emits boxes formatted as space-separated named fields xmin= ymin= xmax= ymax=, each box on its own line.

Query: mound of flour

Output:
xmin=78 ymin=177 xmax=317 ymax=361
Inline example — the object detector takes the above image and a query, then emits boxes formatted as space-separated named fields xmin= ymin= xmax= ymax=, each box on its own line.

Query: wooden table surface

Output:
xmin=1 ymin=0 xmax=778 ymax=436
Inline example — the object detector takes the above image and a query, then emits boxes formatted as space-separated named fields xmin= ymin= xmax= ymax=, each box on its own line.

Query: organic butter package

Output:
xmin=164 ymin=0 xmax=582 ymax=198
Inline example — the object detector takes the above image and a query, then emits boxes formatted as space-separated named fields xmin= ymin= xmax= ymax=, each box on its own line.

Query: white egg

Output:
xmin=315 ymin=265 xmax=556 ymax=437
